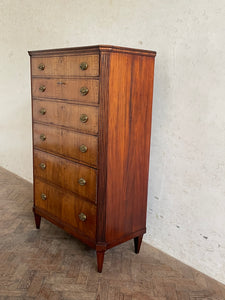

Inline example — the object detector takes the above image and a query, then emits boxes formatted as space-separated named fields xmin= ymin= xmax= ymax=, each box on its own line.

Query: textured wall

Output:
xmin=0 ymin=0 xmax=224 ymax=283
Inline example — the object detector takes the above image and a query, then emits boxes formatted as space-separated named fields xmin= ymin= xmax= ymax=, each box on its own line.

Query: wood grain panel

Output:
xmin=31 ymin=54 xmax=99 ymax=77
xmin=33 ymin=100 xmax=99 ymax=134
xmin=34 ymin=149 xmax=97 ymax=202
xmin=32 ymin=78 xmax=99 ymax=104
xmin=34 ymin=178 xmax=96 ymax=240
xmin=33 ymin=123 xmax=98 ymax=167
xmin=105 ymin=52 xmax=155 ymax=242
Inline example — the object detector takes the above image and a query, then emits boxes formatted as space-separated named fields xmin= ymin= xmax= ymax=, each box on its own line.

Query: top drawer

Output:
xmin=31 ymin=55 xmax=99 ymax=77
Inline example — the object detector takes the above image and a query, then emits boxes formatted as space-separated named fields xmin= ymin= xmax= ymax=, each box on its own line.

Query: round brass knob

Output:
xmin=41 ymin=193 xmax=47 ymax=201
xmin=78 ymin=178 xmax=86 ymax=186
xmin=79 ymin=144 xmax=87 ymax=153
xmin=39 ymin=108 xmax=46 ymax=115
xmin=38 ymin=63 xmax=45 ymax=70
xmin=80 ymin=114 xmax=88 ymax=123
xmin=39 ymin=85 xmax=46 ymax=92
xmin=79 ymin=213 xmax=87 ymax=222
xmin=39 ymin=162 xmax=46 ymax=170
xmin=40 ymin=134 xmax=46 ymax=141
xmin=80 ymin=62 xmax=88 ymax=71
xmin=80 ymin=87 xmax=89 ymax=96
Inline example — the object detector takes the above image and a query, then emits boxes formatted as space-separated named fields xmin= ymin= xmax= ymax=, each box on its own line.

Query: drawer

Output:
xmin=32 ymin=78 xmax=99 ymax=104
xmin=34 ymin=149 xmax=96 ymax=202
xmin=31 ymin=55 xmax=99 ymax=77
xmin=33 ymin=123 xmax=98 ymax=167
xmin=34 ymin=178 xmax=96 ymax=240
xmin=33 ymin=100 xmax=98 ymax=135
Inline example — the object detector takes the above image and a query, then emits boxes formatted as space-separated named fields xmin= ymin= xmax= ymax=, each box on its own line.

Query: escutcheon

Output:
xmin=80 ymin=62 xmax=88 ymax=70
xmin=79 ymin=213 xmax=87 ymax=222
xmin=80 ymin=87 xmax=89 ymax=96
xmin=79 ymin=144 xmax=87 ymax=153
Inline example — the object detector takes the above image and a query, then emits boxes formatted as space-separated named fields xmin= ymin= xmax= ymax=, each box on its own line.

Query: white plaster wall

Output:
xmin=0 ymin=0 xmax=225 ymax=283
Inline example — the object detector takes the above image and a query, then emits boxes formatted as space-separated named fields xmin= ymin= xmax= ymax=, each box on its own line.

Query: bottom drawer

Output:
xmin=34 ymin=178 xmax=96 ymax=240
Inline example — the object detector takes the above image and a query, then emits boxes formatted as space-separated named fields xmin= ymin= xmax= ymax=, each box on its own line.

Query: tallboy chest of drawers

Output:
xmin=29 ymin=45 xmax=156 ymax=272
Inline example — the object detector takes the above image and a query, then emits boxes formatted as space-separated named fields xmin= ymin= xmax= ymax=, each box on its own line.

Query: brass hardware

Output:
xmin=40 ymin=134 xmax=46 ymax=141
xmin=80 ymin=87 xmax=89 ymax=96
xmin=57 ymin=81 xmax=66 ymax=85
xmin=39 ymin=85 xmax=46 ymax=92
xmin=80 ymin=62 xmax=88 ymax=71
xmin=41 ymin=193 xmax=47 ymax=201
xmin=38 ymin=63 xmax=45 ymax=70
xmin=79 ymin=212 xmax=87 ymax=222
xmin=39 ymin=108 xmax=46 ymax=115
xmin=79 ymin=144 xmax=87 ymax=153
xmin=39 ymin=162 xmax=46 ymax=170
xmin=78 ymin=178 xmax=86 ymax=186
xmin=80 ymin=114 xmax=88 ymax=123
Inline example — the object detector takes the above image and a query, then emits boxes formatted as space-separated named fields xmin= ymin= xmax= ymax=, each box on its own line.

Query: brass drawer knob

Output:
xmin=41 ymin=193 xmax=47 ymax=201
xmin=38 ymin=63 xmax=45 ymax=70
xmin=39 ymin=108 xmax=46 ymax=115
xmin=79 ymin=213 xmax=87 ymax=222
xmin=40 ymin=134 xmax=46 ymax=141
xmin=39 ymin=162 xmax=46 ymax=170
xmin=78 ymin=178 xmax=86 ymax=186
xmin=80 ymin=62 xmax=88 ymax=71
xmin=80 ymin=114 xmax=88 ymax=123
xmin=80 ymin=87 xmax=89 ymax=96
xmin=39 ymin=85 xmax=46 ymax=92
xmin=79 ymin=144 xmax=87 ymax=153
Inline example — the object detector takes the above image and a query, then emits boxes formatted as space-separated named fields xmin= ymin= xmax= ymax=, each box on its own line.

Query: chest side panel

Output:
xmin=105 ymin=52 xmax=155 ymax=243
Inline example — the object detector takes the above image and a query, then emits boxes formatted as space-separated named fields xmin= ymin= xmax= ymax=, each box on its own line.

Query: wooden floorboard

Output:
xmin=0 ymin=166 xmax=225 ymax=300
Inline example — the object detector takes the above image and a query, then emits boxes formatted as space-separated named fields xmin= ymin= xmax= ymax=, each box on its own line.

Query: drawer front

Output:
xmin=34 ymin=178 xmax=96 ymax=240
xmin=32 ymin=78 xmax=99 ymax=104
xmin=33 ymin=123 xmax=98 ymax=167
xmin=34 ymin=150 xmax=96 ymax=202
xmin=33 ymin=100 xmax=98 ymax=135
xmin=31 ymin=55 xmax=99 ymax=77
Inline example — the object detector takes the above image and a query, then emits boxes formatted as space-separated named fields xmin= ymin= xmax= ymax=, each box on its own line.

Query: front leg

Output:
xmin=134 ymin=235 xmax=143 ymax=254
xmin=96 ymin=250 xmax=105 ymax=273
xmin=33 ymin=208 xmax=41 ymax=229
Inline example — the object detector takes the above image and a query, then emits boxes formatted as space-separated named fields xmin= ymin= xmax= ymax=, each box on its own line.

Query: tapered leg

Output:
xmin=134 ymin=235 xmax=143 ymax=254
xmin=33 ymin=210 xmax=41 ymax=229
xmin=96 ymin=251 xmax=105 ymax=273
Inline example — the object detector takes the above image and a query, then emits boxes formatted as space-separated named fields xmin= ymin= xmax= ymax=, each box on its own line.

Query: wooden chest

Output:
xmin=29 ymin=45 xmax=156 ymax=272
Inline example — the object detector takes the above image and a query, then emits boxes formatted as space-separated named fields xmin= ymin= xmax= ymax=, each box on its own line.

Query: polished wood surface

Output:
xmin=34 ymin=178 xmax=96 ymax=240
xmin=30 ymin=45 xmax=156 ymax=272
xmin=105 ymin=52 xmax=155 ymax=243
xmin=34 ymin=149 xmax=97 ymax=202
xmin=32 ymin=78 xmax=99 ymax=104
xmin=33 ymin=123 xmax=98 ymax=167
xmin=33 ymin=99 xmax=99 ymax=134
xmin=31 ymin=54 xmax=99 ymax=77
xmin=1 ymin=166 xmax=225 ymax=299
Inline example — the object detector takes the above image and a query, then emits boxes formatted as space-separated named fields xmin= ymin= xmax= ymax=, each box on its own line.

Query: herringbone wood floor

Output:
xmin=0 ymin=167 xmax=225 ymax=300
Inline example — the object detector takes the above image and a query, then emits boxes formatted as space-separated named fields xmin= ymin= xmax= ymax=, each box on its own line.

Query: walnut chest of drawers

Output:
xmin=29 ymin=45 xmax=156 ymax=272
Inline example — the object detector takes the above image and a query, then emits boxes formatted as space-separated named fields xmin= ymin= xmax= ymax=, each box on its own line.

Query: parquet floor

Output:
xmin=1 ymin=167 xmax=225 ymax=300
